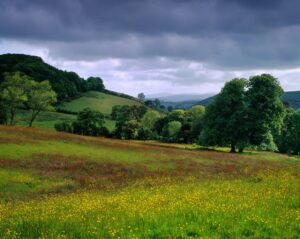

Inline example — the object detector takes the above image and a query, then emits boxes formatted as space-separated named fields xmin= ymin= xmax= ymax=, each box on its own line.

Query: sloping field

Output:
xmin=16 ymin=110 xmax=116 ymax=131
xmin=58 ymin=91 xmax=142 ymax=115
xmin=0 ymin=126 xmax=299 ymax=238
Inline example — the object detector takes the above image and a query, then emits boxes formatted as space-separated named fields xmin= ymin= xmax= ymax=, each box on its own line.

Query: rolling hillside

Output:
xmin=195 ymin=91 xmax=300 ymax=108
xmin=58 ymin=91 xmax=142 ymax=115
xmin=0 ymin=126 xmax=299 ymax=238
xmin=281 ymin=91 xmax=300 ymax=108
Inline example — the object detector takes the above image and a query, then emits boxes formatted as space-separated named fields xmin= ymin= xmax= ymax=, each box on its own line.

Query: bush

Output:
xmin=54 ymin=122 xmax=73 ymax=133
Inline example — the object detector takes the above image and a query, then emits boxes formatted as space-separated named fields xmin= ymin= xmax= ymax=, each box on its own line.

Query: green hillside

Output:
xmin=16 ymin=110 xmax=116 ymax=131
xmin=281 ymin=91 xmax=300 ymax=108
xmin=0 ymin=54 xmax=88 ymax=101
xmin=58 ymin=91 xmax=142 ymax=115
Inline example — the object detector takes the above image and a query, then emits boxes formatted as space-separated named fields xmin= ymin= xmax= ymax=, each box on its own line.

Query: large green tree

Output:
xmin=246 ymin=74 xmax=284 ymax=146
xmin=200 ymin=78 xmax=247 ymax=152
xmin=27 ymin=81 xmax=57 ymax=127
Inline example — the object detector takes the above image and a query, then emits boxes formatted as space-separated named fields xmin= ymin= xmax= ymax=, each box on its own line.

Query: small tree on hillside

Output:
xmin=27 ymin=81 xmax=57 ymax=127
xmin=137 ymin=92 xmax=145 ymax=102
xmin=86 ymin=77 xmax=105 ymax=92
xmin=0 ymin=72 xmax=31 ymax=125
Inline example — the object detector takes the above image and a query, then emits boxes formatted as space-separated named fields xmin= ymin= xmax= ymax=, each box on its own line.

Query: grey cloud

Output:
xmin=1 ymin=0 xmax=300 ymax=69
xmin=1 ymin=0 xmax=300 ymax=94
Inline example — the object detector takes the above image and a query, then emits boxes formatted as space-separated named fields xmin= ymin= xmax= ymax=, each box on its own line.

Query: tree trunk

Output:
xmin=230 ymin=144 xmax=236 ymax=153
xmin=9 ymin=106 xmax=15 ymax=125
xmin=238 ymin=148 xmax=244 ymax=153
xmin=29 ymin=111 xmax=39 ymax=127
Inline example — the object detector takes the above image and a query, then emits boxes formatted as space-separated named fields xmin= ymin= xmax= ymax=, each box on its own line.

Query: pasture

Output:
xmin=15 ymin=110 xmax=116 ymax=132
xmin=57 ymin=91 xmax=142 ymax=115
xmin=0 ymin=126 xmax=299 ymax=238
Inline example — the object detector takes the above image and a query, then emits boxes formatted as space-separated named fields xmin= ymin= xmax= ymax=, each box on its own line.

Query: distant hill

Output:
xmin=160 ymin=91 xmax=300 ymax=110
xmin=281 ymin=91 xmax=300 ymax=109
xmin=148 ymin=93 xmax=214 ymax=102
xmin=58 ymin=91 xmax=142 ymax=116
xmin=196 ymin=91 xmax=300 ymax=109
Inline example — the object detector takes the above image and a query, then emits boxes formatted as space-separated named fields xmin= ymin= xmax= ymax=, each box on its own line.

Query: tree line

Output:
xmin=0 ymin=71 xmax=299 ymax=155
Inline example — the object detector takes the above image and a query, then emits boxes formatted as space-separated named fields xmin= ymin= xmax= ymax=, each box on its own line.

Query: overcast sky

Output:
xmin=1 ymin=0 xmax=300 ymax=96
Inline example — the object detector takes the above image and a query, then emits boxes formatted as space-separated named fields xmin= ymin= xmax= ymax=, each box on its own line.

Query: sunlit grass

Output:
xmin=58 ymin=91 xmax=142 ymax=115
xmin=0 ymin=172 xmax=299 ymax=238
xmin=0 ymin=126 xmax=299 ymax=238
xmin=15 ymin=109 xmax=116 ymax=132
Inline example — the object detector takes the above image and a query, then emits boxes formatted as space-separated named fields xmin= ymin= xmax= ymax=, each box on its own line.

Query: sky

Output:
xmin=1 ymin=0 xmax=300 ymax=96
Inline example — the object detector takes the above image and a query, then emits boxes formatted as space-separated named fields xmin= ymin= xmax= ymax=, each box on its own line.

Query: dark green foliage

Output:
xmin=167 ymin=106 xmax=173 ymax=112
xmin=0 ymin=100 xmax=7 ymax=125
xmin=111 ymin=105 xmax=147 ymax=122
xmin=277 ymin=109 xmax=300 ymax=155
xmin=200 ymin=79 xmax=247 ymax=152
xmin=144 ymin=99 xmax=163 ymax=111
xmin=73 ymin=108 xmax=105 ymax=136
xmin=112 ymin=105 xmax=147 ymax=139
xmin=54 ymin=121 xmax=73 ymax=133
xmin=55 ymin=108 xmax=108 ymax=137
xmin=201 ymin=75 xmax=285 ymax=152
xmin=144 ymin=100 xmax=154 ymax=108
xmin=0 ymin=54 xmax=105 ymax=101
xmin=86 ymin=77 xmax=105 ymax=91
xmin=246 ymin=74 xmax=284 ymax=146
xmin=115 ymin=119 xmax=139 ymax=139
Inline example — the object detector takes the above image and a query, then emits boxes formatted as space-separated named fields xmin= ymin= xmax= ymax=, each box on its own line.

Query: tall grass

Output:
xmin=0 ymin=126 xmax=299 ymax=238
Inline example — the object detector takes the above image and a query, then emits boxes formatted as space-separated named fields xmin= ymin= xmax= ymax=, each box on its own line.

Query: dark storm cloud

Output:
xmin=1 ymin=0 xmax=300 ymax=71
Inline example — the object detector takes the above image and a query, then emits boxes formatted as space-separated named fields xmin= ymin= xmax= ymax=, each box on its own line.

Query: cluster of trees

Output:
xmin=0 ymin=72 xmax=57 ymax=126
xmin=0 ymin=54 xmax=105 ymax=101
xmin=55 ymin=108 xmax=109 ymax=136
xmin=71 ymin=73 xmax=299 ymax=155
xmin=200 ymin=75 xmax=284 ymax=153
xmin=111 ymin=104 xmax=205 ymax=142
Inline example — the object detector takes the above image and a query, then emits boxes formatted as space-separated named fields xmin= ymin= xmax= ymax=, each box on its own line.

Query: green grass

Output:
xmin=16 ymin=109 xmax=116 ymax=131
xmin=0 ymin=126 xmax=299 ymax=238
xmin=58 ymin=91 xmax=142 ymax=115
xmin=14 ymin=90 xmax=140 ymax=132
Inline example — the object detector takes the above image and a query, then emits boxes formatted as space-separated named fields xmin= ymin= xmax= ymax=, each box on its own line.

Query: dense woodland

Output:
xmin=0 ymin=54 xmax=104 ymax=100
xmin=0 ymin=55 xmax=300 ymax=155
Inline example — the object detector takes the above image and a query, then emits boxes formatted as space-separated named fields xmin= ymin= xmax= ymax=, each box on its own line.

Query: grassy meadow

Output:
xmin=0 ymin=126 xmax=299 ymax=238
xmin=15 ymin=110 xmax=116 ymax=132
xmin=57 ymin=91 xmax=142 ymax=115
